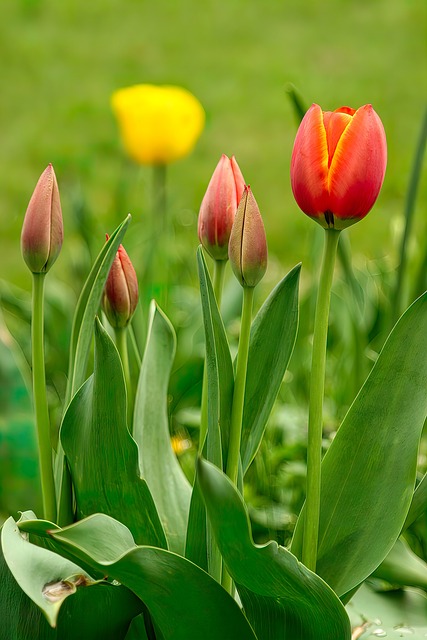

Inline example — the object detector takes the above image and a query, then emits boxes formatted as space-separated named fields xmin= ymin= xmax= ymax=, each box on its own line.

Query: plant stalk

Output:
xmin=115 ymin=327 xmax=133 ymax=425
xmin=302 ymin=228 xmax=340 ymax=572
xmin=31 ymin=272 xmax=56 ymax=522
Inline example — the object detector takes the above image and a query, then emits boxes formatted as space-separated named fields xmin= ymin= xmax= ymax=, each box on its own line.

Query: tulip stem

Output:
xmin=31 ymin=272 xmax=56 ymax=522
xmin=115 ymin=327 xmax=133 ymax=426
xmin=226 ymin=285 xmax=254 ymax=485
xmin=303 ymin=228 xmax=340 ymax=572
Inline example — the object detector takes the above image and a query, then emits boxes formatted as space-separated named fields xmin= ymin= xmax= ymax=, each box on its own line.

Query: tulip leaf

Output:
xmin=66 ymin=214 xmax=131 ymax=403
xmin=44 ymin=513 xmax=258 ymax=640
xmin=372 ymin=537 xmax=427 ymax=591
xmin=241 ymin=264 xmax=300 ymax=473
xmin=197 ymin=458 xmax=351 ymax=640
xmin=185 ymin=248 xmax=234 ymax=578
xmin=0 ymin=513 xmax=143 ymax=639
xmin=291 ymin=292 xmax=427 ymax=596
xmin=346 ymin=582 xmax=427 ymax=639
xmin=404 ymin=471 xmax=427 ymax=529
xmin=133 ymin=301 xmax=191 ymax=555
xmin=60 ymin=318 xmax=166 ymax=548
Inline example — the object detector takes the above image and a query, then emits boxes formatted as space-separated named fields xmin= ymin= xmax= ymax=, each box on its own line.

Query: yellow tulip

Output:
xmin=111 ymin=84 xmax=205 ymax=165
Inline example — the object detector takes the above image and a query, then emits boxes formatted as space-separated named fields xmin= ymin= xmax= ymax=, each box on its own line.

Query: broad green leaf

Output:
xmin=185 ymin=248 xmax=234 ymax=579
xmin=1 ymin=514 xmax=142 ymax=639
xmin=197 ymin=458 xmax=351 ymax=640
xmin=347 ymin=582 xmax=427 ymax=638
xmin=404 ymin=471 xmax=427 ymax=529
xmin=372 ymin=537 xmax=427 ymax=590
xmin=46 ymin=514 xmax=258 ymax=640
xmin=133 ymin=302 xmax=190 ymax=555
xmin=241 ymin=264 xmax=300 ymax=472
xmin=291 ymin=292 xmax=427 ymax=596
xmin=60 ymin=318 xmax=166 ymax=548
xmin=65 ymin=215 xmax=131 ymax=403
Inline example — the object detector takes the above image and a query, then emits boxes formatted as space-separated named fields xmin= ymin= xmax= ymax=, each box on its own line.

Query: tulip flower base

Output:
xmin=1 ymin=101 xmax=426 ymax=640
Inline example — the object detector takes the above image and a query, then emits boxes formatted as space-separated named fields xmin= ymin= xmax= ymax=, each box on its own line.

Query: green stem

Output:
xmin=31 ymin=273 xmax=56 ymax=522
xmin=303 ymin=228 xmax=340 ymax=572
xmin=199 ymin=259 xmax=227 ymax=452
xmin=115 ymin=327 xmax=133 ymax=425
xmin=226 ymin=285 xmax=254 ymax=485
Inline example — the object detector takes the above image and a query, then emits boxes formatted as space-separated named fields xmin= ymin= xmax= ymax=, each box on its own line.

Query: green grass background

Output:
xmin=1 ymin=0 xmax=426 ymax=287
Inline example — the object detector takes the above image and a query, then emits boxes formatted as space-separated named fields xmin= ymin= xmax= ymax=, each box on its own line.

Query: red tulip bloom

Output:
xmin=291 ymin=104 xmax=387 ymax=229
xmin=198 ymin=154 xmax=245 ymax=260
xmin=103 ymin=240 xmax=139 ymax=329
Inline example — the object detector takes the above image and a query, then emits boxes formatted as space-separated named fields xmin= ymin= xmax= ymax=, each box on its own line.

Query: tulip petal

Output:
xmin=328 ymin=104 xmax=387 ymax=221
xmin=291 ymin=104 xmax=330 ymax=221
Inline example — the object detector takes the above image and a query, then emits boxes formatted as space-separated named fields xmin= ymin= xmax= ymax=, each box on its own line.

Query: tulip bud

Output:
xmin=21 ymin=164 xmax=63 ymax=273
xmin=228 ymin=186 xmax=268 ymax=288
xmin=198 ymin=154 xmax=245 ymax=261
xmin=103 ymin=240 xmax=139 ymax=329
xmin=291 ymin=104 xmax=387 ymax=230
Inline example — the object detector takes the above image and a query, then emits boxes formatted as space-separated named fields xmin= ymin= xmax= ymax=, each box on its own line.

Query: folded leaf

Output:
xmin=60 ymin=318 xmax=166 ymax=548
xmin=197 ymin=458 xmax=351 ymax=640
xmin=291 ymin=292 xmax=427 ymax=596
xmin=133 ymin=302 xmax=191 ymax=555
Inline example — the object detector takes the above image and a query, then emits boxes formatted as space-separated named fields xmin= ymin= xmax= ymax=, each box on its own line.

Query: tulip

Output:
xmin=198 ymin=154 xmax=245 ymax=262
xmin=228 ymin=186 xmax=268 ymax=288
xmin=103 ymin=240 xmax=139 ymax=329
xmin=111 ymin=84 xmax=205 ymax=165
xmin=291 ymin=104 xmax=387 ymax=229
xmin=21 ymin=164 xmax=63 ymax=274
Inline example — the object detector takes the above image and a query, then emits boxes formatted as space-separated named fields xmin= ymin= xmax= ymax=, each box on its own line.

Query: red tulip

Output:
xmin=291 ymin=104 xmax=387 ymax=229
xmin=198 ymin=154 xmax=245 ymax=260
xmin=103 ymin=240 xmax=139 ymax=329
xmin=228 ymin=186 xmax=268 ymax=288
xmin=21 ymin=164 xmax=63 ymax=273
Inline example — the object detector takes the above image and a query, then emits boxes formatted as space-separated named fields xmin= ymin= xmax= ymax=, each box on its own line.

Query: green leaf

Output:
xmin=347 ymin=582 xmax=427 ymax=639
xmin=197 ymin=458 xmax=351 ymax=640
xmin=372 ymin=537 xmax=427 ymax=591
xmin=65 ymin=215 xmax=131 ymax=403
xmin=404 ymin=471 xmax=427 ymax=529
xmin=60 ymin=318 xmax=166 ymax=548
xmin=241 ymin=264 xmax=300 ymax=472
xmin=133 ymin=302 xmax=191 ymax=555
xmin=291 ymin=292 xmax=427 ymax=596
xmin=47 ymin=514 xmax=258 ymax=640
xmin=1 ymin=514 xmax=143 ymax=639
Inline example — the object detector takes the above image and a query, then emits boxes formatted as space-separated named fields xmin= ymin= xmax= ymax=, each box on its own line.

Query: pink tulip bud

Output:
xmin=228 ymin=186 xmax=268 ymax=288
xmin=291 ymin=104 xmax=387 ymax=230
xmin=198 ymin=154 xmax=245 ymax=261
xmin=21 ymin=164 xmax=63 ymax=273
xmin=103 ymin=239 xmax=139 ymax=329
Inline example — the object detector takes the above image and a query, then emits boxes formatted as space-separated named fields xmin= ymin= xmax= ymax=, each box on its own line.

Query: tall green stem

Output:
xmin=303 ymin=228 xmax=340 ymax=572
xmin=31 ymin=273 xmax=56 ymax=522
xmin=226 ymin=285 xmax=254 ymax=485
xmin=199 ymin=259 xmax=227 ymax=452
xmin=115 ymin=327 xmax=133 ymax=425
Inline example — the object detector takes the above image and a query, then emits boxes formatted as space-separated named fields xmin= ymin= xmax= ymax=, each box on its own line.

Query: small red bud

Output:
xmin=198 ymin=154 xmax=245 ymax=261
xmin=228 ymin=186 xmax=268 ymax=288
xmin=21 ymin=164 xmax=63 ymax=273
xmin=103 ymin=240 xmax=139 ymax=329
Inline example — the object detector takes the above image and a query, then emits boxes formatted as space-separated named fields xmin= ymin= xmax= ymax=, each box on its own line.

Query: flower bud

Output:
xmin=228 ymin=186 xmax=267 ymax=288
xmin=198 ymin=154 xmax=245 ymax=261
xmin=21 ymin=164 xmax=63 ymax=273
xmin=103 ymin=240 xmax=139 ymax=329
xmin=291 ymin=104 xmax=387 ymax=229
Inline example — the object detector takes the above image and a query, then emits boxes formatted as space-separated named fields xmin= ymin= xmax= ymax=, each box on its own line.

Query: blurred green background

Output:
xmin=1 ymin=0 xmax=426 ymax=290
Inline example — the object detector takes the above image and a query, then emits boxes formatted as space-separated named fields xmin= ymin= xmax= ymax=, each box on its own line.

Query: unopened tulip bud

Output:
xmin=228 ymin=186 xmax=267 ymax=288
xmin=291 ymin=104 xmax=387 ymax=229
xmin=103 ymin=240 xmax=139 ymax=329
xmin=198 ymin=154 xmax=245 ymax=261
xmin=21 ymin=164 xmax=63 ymax=273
